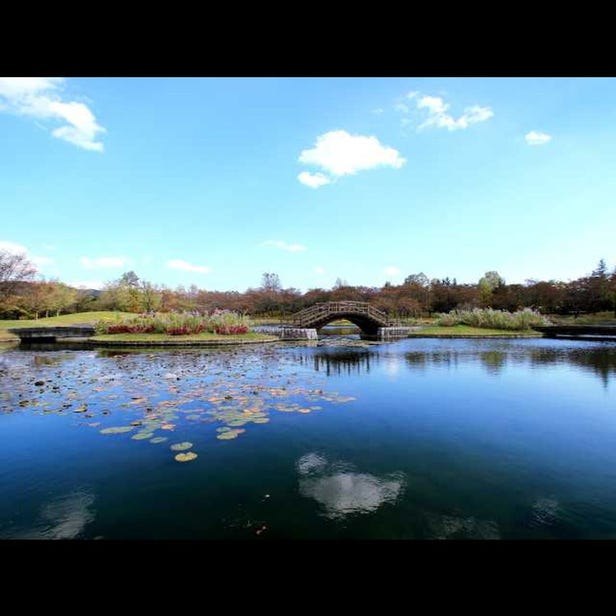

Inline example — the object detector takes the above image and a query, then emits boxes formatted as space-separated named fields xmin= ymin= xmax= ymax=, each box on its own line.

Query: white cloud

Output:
xmin=68 ymin=280 xmax=105 ymax=290
xmin=262 ymin=240 xmax=307 ymax=253
xmin=314 ymin=266 xmax=326 ymax=275
xmin=0 ymin=240 xmax=52 ymax=272
xmin=372 ymin=108 xmax=384 ymax=115
xmin=297 ymin=129 xmax=405 ymax=188
xmin=31 ymin=256 xmax=53 ymax=266
xmin=525 ymin=130 xmax=552 ymax=146
xmin=166 ymin=259 xmax=212 ymax=273
xmin=0 ymin=77 xmax=105 ymax=151
xmin=80 ymin=256 xmax=128 ymax=270
xmin=384 ymin=266 xmax=401 ymax=276
xmin=298 ymin=171 xmax=332 ymax=189
xmin=396 ymin=91 xmax=493 ymax=132
xmin=0 ymin=240 xmax=28 ymax=254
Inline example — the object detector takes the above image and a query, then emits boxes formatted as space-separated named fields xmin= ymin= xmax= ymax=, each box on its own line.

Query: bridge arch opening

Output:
xmin=310 ymin=313 xmax=381 ymax=336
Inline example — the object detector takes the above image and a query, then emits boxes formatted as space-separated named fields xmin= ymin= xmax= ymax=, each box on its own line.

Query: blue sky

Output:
xmin=1 ymin=77 xmax=614 ymax=291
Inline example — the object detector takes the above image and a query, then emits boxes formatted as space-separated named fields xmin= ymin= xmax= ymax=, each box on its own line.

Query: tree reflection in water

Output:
xmin=404 ymin=344 xmax=616 ymax=386
xmin=292 ymin=350 xmax=380 ymax=376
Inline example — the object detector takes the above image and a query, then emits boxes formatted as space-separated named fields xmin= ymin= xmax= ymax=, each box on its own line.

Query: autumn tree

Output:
xmin=140 ymin=280 xmax=162 ymax=313
xmin=0 ymin=249 xmax=37 ymax=300
xmin=478 ymin=271 xmax=505 ymax=306
xmin=44 ymin=281 xmax=79 ymax=316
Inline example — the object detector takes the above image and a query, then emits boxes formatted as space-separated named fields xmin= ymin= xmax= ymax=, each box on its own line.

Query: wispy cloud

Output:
xmin=31 ymin=256 xmax=53 ymax=266
xmin=384 ymin=266 xmax=401 ymax=276
xmin=298 ymin=129 xmax=405 ymax=188
xmin=0 ymin=77 xmax=105 ymax=151
xmin=166 ymin=259 xmax=212 ymax=273
xmin=262 ymin=240 xmax=307 ymax=253
xmin=525 ymin=130 xmax=552 ymax=146
xmin=314 ymin=266 xmax=326 ymax=275
xmin=397 ymin=91 xmax=493 ymax=132
xmin=80 ymin=256 xmax=128 ymax=270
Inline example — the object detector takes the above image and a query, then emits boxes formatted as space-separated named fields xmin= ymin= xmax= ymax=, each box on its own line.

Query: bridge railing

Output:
xmin=290 ymin=301 xmax=397 ymax=327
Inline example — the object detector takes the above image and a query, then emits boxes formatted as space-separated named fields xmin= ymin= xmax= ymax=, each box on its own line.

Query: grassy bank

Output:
xmin=408 ymin=325 xmax=542 ymax=337
xmin=0 ymin=311 xmax=130 ymax=329
xmin=89 ymin=332 xmax=278 ymax=345
xmin=0 ymin=311 xmax=131 ymax=342
xmin=548 ymin=312 xmax=616 ymax=326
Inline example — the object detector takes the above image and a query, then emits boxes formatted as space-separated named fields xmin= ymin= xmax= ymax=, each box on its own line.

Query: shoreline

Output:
xmin=86 ymin=335 xmax=280 ymax=347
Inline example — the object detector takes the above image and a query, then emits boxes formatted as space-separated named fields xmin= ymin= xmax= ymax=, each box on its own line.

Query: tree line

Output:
xmin=1 ymin=249 xmax=615 ymax=319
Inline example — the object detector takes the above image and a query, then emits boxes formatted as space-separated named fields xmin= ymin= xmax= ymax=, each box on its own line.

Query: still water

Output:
xmin=1 ymin=337 xmax=615 ymax=539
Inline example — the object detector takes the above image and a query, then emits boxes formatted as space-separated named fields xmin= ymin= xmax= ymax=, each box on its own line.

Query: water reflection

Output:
xmin=527 ymin=497 xmax=560 ymax=529
xmin=480 ymin=351 xmax=507 ymax=375
xmin=292 ymin=350 xmax=379 ymax=376
xmin=4 ymin=490 xmax=95 ymax=539
xmin=297 ymin=453 xmax=406 ymax=519
xmin=312 ymin=352 xmax=378 ymax=376
xmin=404 ymin=343 xmax=616 ymax=386
xmin=427 ymin=514 xmax=500 ymax=540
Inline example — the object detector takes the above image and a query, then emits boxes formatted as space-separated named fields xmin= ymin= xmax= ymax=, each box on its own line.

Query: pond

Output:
xmin=1 ymin=337 xmax=615 ymax=539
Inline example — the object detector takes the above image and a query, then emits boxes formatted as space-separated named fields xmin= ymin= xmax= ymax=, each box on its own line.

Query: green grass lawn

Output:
xmin=89 ymin=332 xmax=278 ymax=344
xmin=0 ymin=311 xmax=130 ymax=329
xmin=408 ymin=325 xmax=542 ymax=337
xmin=0 ymin=311 xmax=131 ymax=342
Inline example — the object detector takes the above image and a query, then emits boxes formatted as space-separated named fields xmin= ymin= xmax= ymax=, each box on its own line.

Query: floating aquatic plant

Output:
xmin=174 ymin=452 xmax=198 ymax=462
xmin=216 ymin=430 xmax=243 ymax=440
xmin=100 ymin=426 xmax=133 ymax=435
xmin=170 ymin=442 xmax=193 ymax=451
xmin=132 ymin=431 xmax=155 ymax=440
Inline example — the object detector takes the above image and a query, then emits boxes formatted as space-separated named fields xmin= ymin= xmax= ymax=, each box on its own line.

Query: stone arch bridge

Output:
xmin=290 ymin=301 xmax=398 ymax=337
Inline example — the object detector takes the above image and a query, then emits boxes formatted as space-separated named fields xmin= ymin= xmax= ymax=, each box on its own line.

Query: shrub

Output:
xmin=95 ymin=310 xmax=252 ymax=336
xmin=435 ymin=308 xmax=550 ymax=331
xmin=215 ymin=325 xmax=248 ymax=335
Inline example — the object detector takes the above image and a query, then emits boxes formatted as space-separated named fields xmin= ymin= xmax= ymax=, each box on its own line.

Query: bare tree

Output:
xmin=0 ymin=249 xmax=37 ymax=299
xmin=261 ymin=272 xmax=281 ymax=292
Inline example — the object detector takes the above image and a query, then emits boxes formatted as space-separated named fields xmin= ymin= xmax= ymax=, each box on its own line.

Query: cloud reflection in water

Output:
xmin=8 ymin=490 xmax=95 ymax=539
xmin=297 ymin=453 xmax=405 ymax=520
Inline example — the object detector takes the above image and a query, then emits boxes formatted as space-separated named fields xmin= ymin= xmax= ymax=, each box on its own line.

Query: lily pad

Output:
xmin=100 ymin=426 xmax=133 ymax=435
xmin=252 ymin=417 xmax=270 ymax=424
xmin=149 ymin=436 xmax=168 ymax=444
xmin=132 ymin=431 xmax=155 ymax=440
xmin=170 ymin=442 xmax=193 ymax=451
xmin=174 ymin=452 xmax=198 ymax=462
xmin=217 ymin=431 xmax=239 ymax=440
